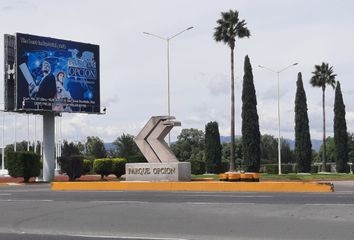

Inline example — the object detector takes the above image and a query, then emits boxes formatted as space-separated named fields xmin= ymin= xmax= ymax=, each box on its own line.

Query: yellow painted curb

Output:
xmin=51 ymin=181 xmax=334 ymax=192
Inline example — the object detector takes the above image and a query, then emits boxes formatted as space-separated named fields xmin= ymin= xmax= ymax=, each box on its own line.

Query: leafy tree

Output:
xmin=310 ymin=62 xmax=336 ymax=171
xmin=112 ymin=134 xmax=145 ymax=162
xmin=205 ymin=122 xmax=222 ymax=173
xmin=348 ymin=133 xmax=354 ymax=164
xmin=241 ymin=55 xmax=260 ymax=172
xmin=62 ymin=141 xmax=82 ymax=157
xmin=260 ymin=134 xmax=278 ymax=163
xmin=333 ymin=82 xmax=349 ymax=173
xmin=295 ymin=72 xmax=312 ymax=172
xmin=260 ymin=135 xmax=294 ymax=164
xmin=317 ymin=137 xmax=336 ymax=164
xmin=214 ymin=9 xmax=250 ymax=171
xmin=222 ymin=138 xmax=243 ymax=167
xmin=281 ymin=139 xmax=295 ymax=164
xmin=85 ymin=136 xmax=107 ymax=159
xmin=171 ymin=128 xmax=205 ymax=162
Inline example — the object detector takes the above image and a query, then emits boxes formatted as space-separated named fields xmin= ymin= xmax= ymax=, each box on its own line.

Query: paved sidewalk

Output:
xmin=331 ymin=180 xmax=354 ymax=192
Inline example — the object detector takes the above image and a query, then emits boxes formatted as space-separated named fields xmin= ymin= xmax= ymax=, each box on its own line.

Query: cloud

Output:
xmin=102 ymin=95 xmax=120 ymax=107
xmin=207 ymin=73 xmax=229 ymax=96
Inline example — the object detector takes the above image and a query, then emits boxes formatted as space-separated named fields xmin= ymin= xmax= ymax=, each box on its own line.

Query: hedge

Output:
xmin=111 ymin=158 xmax=127 ymax=178
xmin=93 ymin=158 xmax=113 ymax=179
xmin=58 ymin=155 xmax=84 ymax=181
xmin=261 ymin=164 xmax=295 ymax=174
xmin=7 ymin=151 xmax=41 ymax=183
xmin=82 ymin=159 xmax=93 ymax=175
xmin=93 ymin=158 xmax=127 ymax=179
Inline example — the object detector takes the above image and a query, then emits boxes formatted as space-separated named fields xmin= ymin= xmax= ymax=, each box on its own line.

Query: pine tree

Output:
xmin=294 ymin=72 xmax=312 ymax=172
xmin=241 ymin=55 xmax=260 ymax=172
xmin=334 ymin=81 xmax=348 ymax=173
xmin=205 ymin=121 xmax=222 ymax=173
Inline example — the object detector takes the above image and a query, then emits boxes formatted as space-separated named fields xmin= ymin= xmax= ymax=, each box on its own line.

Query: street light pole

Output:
xmin=143 ymin=26 xmax=193 ymax=145
xmin=258 ymin=63 xmax=298 ymax=175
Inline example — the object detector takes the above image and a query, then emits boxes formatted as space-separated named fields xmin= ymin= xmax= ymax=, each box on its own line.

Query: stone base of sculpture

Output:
xmin=125 ymin=162 xmax=191 ymax=182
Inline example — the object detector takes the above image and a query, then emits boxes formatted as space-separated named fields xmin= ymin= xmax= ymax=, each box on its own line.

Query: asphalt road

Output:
xmin=0 ymin=183 xmax=354 ymax=240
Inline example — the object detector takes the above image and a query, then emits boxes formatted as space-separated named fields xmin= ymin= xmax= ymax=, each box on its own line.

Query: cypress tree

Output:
xmin=334 ymin=81 xmax=348 ymax=173
xmin=241 ymin=55 xmax=260 ymax=172
xmin=294 ymin=72 xmax=312 ymax=172
xmin=205 ymin=121 xmax=222 ymax=173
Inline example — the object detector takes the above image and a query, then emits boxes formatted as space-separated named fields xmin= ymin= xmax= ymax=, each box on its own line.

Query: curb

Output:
xmin=51 ymin=181 xmax=334 ymax=192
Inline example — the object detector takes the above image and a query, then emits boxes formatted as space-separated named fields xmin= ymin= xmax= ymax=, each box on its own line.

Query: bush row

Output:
xmin=190 ymin=160 xmax=229 ymax=175
xmin=59 ymin=157 xmax=127 ymax=181
xmin=93 ymin=158 xmax=127 ymax=179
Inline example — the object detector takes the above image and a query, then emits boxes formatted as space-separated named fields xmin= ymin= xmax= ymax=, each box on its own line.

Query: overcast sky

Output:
xmin=1 ymin=0 xmax=354 ymax=145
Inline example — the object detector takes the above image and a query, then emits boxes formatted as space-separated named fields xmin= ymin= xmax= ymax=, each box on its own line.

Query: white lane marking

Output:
xmin=184 ymin=202 xmax=255 ymax=205
xmin=90 ymin=200 xmax=149 ymax=204
xmin=74 ymin=234 xmax=188 ymax=240
xmin=0 ymin=193 xmax=11 ymax=196
xmin=0 ymin=199 xmax=53 ymax=202
xmin=305 ymin=203 xmax=354 ymax=206
xmin=0 ymin=231 xmax=188 ymax=240
xmin=178 ymin=194 xmax=272 ymax=198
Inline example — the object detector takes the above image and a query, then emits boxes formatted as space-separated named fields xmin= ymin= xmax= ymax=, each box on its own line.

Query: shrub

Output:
xmin=190 ymin=159 xmax=205 ymax=175
xmin=310 ymin=165 xmax=318 ymax=173
xmin=58 ymin=155 xmax=84 ymax=181
xmin=261 ymin=164 xmax=295 ymax=174
xmin=127 ymin=154 xmax=146 ymax=163
xmin=220 ymin=161 xmax=229 ymax=173
xmin=282 ymin=164 xmax=293 ymax=174
xmin=93 ymin=158 xmax=112 ymax=179
xmin=111 ymin=158 xmax=127 ymax=178
xmin=262 ymin=164 xmax=278 ymax=174
xmin=82 ymin=159 xmax=93 ymax=175
xmin=7 ymin=151 xmax=41 ymax=183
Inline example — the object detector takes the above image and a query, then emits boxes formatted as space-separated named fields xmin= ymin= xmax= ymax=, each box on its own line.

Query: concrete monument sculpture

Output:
xmin=126 ymin=116 xmax=191 ymax=181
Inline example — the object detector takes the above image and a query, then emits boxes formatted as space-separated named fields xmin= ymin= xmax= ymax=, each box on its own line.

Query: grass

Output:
xmin=261 ymin=173 xmax=354 ymax=181
xmin=192 ymin=173 xmax=354 ymax=181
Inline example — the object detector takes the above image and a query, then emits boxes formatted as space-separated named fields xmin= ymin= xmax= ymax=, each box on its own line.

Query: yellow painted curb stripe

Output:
xmin=51 ymin=181 xmax=334 ymax=192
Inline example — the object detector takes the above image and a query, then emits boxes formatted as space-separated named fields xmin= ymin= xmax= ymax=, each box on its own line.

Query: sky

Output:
xmin=0 ymin=0 xmax=354 ymax=145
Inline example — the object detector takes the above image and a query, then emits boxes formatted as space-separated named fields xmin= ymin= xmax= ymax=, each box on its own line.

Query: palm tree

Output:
xmin=213 ymin=10 xmax=250 ymax=172
xmin=310 ymin=63 xmax=336 ymax=172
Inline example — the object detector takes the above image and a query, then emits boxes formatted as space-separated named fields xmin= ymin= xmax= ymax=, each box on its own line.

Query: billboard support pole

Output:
xmin=43 ymin=112 xmax=55 ymax=182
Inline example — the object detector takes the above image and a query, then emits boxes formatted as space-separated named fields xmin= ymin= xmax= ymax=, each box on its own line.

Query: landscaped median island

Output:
xmin=50 ymin=173 xmax=338 ymax=192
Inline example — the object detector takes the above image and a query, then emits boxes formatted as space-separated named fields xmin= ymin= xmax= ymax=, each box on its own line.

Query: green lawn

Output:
xmin=192 ymin=173 xmax=354 ymax=181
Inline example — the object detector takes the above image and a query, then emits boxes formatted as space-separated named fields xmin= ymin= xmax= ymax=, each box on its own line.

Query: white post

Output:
xmin=14 ymin=114 xmax=16 ymax=152
xmin=43 ymin=112 xmax=55 ymax=182
xmin=27 ymin=115 xmax=30 ymax=151
xmin=277 ymin=72 xmax=282 ymax=175
xmin=1 ymin=112 xmax=4 ymax=170
xmin=34 ymin=115 xmax=37 ymax=153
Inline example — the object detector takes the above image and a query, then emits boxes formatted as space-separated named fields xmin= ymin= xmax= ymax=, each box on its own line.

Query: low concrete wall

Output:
xmin=52 ymin=181 xmax=334 ymax=192
xmin=125 ymin=162 xmax=191 ymax=182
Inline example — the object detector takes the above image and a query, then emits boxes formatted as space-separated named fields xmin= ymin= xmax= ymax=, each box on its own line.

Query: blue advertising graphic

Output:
xmin=16 ymin=33 xmax=100 ymax=113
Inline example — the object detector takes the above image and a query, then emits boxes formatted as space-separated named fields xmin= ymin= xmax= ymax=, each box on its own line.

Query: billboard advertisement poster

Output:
xmin=16 ymin=33 xmax=100 ymax=113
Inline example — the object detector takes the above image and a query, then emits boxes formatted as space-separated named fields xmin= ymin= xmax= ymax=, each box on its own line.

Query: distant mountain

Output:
xmin=103 ymin=142 xmax=115 ymax=151
xmin=219 ymin=136 xmax=322 ymax=152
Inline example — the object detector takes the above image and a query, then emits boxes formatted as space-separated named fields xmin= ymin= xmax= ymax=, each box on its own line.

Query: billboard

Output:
xmin=13 ymin=33 xmax=100 ymax=113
